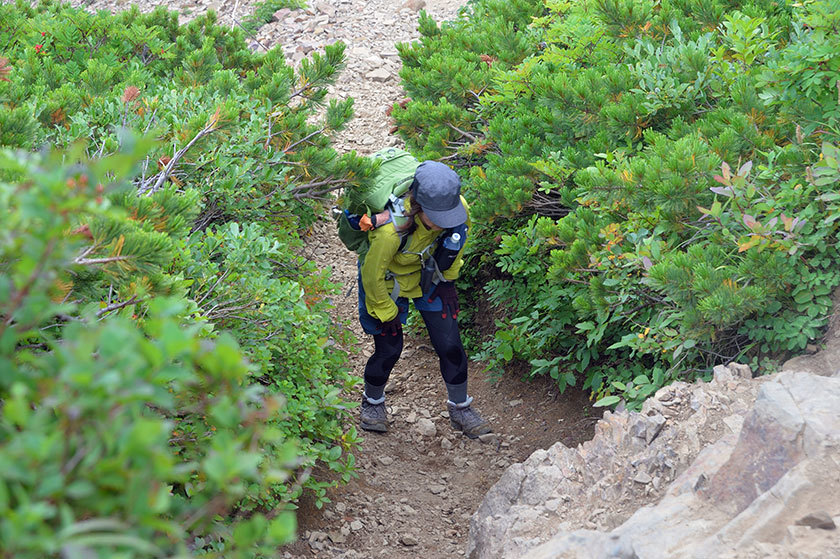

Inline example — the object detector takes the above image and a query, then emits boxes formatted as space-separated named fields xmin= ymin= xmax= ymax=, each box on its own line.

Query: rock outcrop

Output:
xmin=469 ymin=362 xmax=840 ymax=559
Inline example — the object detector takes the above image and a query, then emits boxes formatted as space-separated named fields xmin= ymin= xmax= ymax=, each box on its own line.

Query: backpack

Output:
xmin=335 ymin=148 xmax=469 ymax=290
xmin=335 ymin=147 xmax=421 ymax=260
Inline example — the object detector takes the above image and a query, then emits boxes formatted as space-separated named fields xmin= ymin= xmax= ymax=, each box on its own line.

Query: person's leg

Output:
xmin=418 ymin=309 xmax=491 ymax=438
xmin=357 ymin=265 xmax=407 ymax=432
xmin=418 ymin=309 xmax=467 ymax=400
xmin=363 ymin=332 xmax=404 ymax=401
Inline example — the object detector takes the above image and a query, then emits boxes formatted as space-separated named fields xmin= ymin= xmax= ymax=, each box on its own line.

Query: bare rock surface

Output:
xmin=469 ymin=357 xmax=840 ymax=559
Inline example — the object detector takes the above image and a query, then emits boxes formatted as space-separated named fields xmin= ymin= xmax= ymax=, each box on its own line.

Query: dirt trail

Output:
xmin=70 ymin=0 xmax=600 ymax=555
xmin=279 ymin=1 xmax=600 ymax=557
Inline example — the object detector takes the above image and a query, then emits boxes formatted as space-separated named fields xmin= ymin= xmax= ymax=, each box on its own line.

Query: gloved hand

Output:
xmin=379 ymin=315 xmax=402 ymax=336
xmin=428 ymin=281 xmax=459 ymax=319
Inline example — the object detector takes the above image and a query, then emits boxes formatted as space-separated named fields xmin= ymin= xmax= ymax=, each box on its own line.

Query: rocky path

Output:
xmin=274 ymin=2 xmax=597 ymax=556
xmin=70 ymin=0 xmax=598 ymax=556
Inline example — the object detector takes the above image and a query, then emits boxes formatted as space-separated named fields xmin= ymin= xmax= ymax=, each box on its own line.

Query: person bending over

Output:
xmin=356 ymin=160 xmax=491 ymax=438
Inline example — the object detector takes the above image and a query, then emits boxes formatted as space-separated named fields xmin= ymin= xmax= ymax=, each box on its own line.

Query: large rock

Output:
xmin=468 ymin=366 xmax=840 ymax=559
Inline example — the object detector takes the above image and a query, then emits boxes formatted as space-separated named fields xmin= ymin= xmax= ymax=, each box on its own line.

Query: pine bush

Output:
xmin=396 ymin=0 xmax=840 ymax=408
xmin=1 ymin=1 xmax=377 ymax=554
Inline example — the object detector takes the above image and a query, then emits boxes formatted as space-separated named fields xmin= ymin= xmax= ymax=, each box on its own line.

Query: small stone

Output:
xmin=327 ymin=531 xmax=346 ymax=544
xmin=314 ymin=1 xmax=335 ymax=17
xmin=645 ymin=414 xmax=667 ymax=444
xmin=728 ymin=362 xmax=753 ymax=379
xmin=272 ymin=8 xmax=292 ymax=21
xmin=478 ymin=433 xmax=497 ymax=444
xmin=417 ymin=418 xmax=437 ymax=437
xmin=429 ymin=484 xmax=446 ymax=495
xmin=508 ymin=399 xmax=523 ymax=407
xmin=633 ymin=472 xmax=653 ymax=484
xmin=377 ymin=455 xmax=394 ymax=466
xmin=796 ymin=511 xmax=836 ymax=530
xmin=309 ymin=530 xmax=327 ymax=543
xmin=350 ymin=520 xmax=364 ymax=531
xmin=544 ymin=498 xmax=562 ymax=512
xmin=401 ymin=0 xmax=426 ymax=11
xmin=404 ymin=411 xmax=417 ymax=424
xmin=365 ymin=54 xmax=385 ymax=67
xmin=335 ymin=502 xmax=347 ymax=513
xmin=400 ymin=534 xmax=419 ymax=546
xmin=365 ymin=68 xmax=391 ymax=82
xmin=441 ymin=438 xmax=453 ymax=450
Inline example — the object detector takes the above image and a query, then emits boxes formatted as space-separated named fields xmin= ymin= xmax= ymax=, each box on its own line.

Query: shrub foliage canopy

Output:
xmin=393 ymin=0 xmax=840 ymax=406
xmin=1 ymin=1 xmax=375 ymax=556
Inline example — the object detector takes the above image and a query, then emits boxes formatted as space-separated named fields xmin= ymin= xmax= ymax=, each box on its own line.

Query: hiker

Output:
xmin=356 ymin=160 xmax=492 ymax=438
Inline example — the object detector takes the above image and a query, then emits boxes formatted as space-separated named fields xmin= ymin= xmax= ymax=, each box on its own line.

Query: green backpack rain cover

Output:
xmin=336 ymin=147 xmax=421 ymax=260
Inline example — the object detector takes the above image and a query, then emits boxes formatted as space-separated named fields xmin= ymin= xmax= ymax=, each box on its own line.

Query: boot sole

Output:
xmin=450 ymin=419 xmax=491 ymax=439
xmin=360 ymin=420 xmax=388 ymax=433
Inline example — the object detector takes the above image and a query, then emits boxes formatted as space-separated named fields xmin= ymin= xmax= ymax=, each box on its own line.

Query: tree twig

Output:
xmin=446 ymin=122 xmax=479 ymax=142
xmin=96 ymin=296 xmax=139 ymax=318
xmin=140 ymin=117 xmax=219 ymax=196
xmin=196 ymin=269 xmax=231 ymax=307
xmin=74 ymin=255 xmax=132 ymax=266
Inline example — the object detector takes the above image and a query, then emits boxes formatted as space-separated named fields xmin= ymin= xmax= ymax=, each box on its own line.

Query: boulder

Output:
xmin=468 ymin=366 xmax=840 ymax=559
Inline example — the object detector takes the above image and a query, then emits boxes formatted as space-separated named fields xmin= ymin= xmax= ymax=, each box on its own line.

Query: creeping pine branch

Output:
xmin=278 ymin=128 xmax=325 ymax=153
xmin=446 ymin=123 xmax=480 ymax=143
xmin=138 ymin=111 xmax=220 ymax=196
xmin=74 ymin=255 xmax=132 ymax=266
xmin=96 ymin=296 xmax=139 ymax=318
xmin=290 ymin=178 xmax=351 ymax=200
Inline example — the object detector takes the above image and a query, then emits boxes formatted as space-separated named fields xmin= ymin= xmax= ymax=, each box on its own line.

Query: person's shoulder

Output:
xmin=369 ymin=222 xmax=401 ymax=245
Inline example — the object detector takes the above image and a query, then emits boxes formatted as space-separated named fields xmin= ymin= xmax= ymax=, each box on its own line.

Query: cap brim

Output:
xmin=424 ymin=200 xmax=467 ymax=229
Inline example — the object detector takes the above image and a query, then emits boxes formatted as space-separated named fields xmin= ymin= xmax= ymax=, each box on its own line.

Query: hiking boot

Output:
xmin=448 ymin=400 xmax=491 ymax=439
xmin=360 ymin=397 xmax=388 ymax=433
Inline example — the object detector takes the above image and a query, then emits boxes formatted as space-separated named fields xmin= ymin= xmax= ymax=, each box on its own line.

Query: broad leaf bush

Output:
xmin=394 ymin=0 xmax=840 ymax=408
xmin=1 ymin=148 xmax=296 ymax=558
xmin=1 ymin=1 xmax=376 ymax=554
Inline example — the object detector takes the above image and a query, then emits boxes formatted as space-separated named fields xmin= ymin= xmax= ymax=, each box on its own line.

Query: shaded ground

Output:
xmin=284 ymin=217 xmax=600 ymax=559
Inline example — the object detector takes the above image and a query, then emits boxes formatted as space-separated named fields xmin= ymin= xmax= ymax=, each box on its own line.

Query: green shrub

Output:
xmin=1 ymin=148 xmax=296 ymax=558
xmin=395 ymin=0 xmax=840 ymax=409
xmin=1 ymin=0 xmax=377 ymax=550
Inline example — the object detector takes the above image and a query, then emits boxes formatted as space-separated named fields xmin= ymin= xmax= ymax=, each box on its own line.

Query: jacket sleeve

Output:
xmin=361 ymin=226 xmax=402 ymax=322
xmin=442 ymin=197 xmax=471 ymax=282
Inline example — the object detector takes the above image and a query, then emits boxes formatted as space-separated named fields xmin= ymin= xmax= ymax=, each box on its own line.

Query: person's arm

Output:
xmin=361 ymin=226 xmax=402 ymax=322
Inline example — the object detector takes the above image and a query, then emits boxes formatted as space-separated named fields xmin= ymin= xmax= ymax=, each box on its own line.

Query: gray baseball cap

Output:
xmin=412 ymin=161 xmax=467 ymax=228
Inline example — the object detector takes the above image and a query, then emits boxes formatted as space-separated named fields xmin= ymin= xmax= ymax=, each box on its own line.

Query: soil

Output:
xmin=292 ymin=218 xmax=599 ymax=559
xmin=68 ymin=0 xmax=602 ymax=556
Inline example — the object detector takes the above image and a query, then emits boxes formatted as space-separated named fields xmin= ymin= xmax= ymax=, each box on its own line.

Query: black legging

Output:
xmin=364 ymin=310 xmax=468 ymax=388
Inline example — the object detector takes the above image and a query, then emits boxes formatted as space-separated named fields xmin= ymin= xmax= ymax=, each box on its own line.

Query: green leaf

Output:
xmin=594 ymin=395 xmax=621 ymax=408
xmin=499 ymin=342 xmax=513 ymax=362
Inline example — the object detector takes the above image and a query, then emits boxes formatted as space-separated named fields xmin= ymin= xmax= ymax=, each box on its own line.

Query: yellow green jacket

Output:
xmin=361 ymin=197 xmax=470 ymax=322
